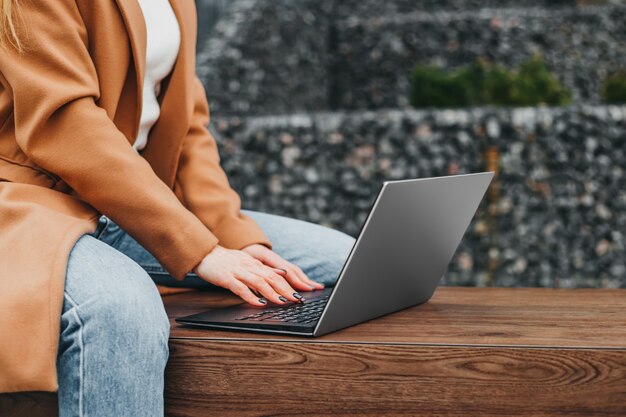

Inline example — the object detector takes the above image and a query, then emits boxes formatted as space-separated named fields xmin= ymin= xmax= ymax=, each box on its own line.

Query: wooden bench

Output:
xmin=2 ymin=287 xmax=626 ymax=416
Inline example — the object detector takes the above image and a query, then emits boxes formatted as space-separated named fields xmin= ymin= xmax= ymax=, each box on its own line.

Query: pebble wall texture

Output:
xmin=196 ymin=1 xmax=626 ymax=114
xmin=197 ymin=1 xmax=625 ymax=287
xmin=196 ymin=0 xmax=332 ymax=116
xmin=333 ymin=5 xmax=626 ymax=109
xmin=212 ymin=106 xmax=626 ymax=288
xmin=333 ymin=0 xmax=577 ymax=17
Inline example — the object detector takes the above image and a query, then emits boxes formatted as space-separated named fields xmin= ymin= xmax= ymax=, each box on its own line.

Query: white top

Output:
xmin=133 ymin=0 xmax=181 ymax=151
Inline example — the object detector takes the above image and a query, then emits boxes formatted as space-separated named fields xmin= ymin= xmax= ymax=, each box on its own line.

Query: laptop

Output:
xmin=176 ymin=172 xmax=494 ymax=337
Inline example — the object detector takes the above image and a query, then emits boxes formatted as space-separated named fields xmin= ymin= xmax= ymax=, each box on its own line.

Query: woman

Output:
xmin=0 ymin=0 xmax=355 ymax=415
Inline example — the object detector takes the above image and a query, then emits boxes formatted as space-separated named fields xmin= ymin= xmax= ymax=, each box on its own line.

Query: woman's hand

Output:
xmin=241 ymin=244 xmax=324 ymax=292
xmin=193 ymin=245 xmax=304 ymax=306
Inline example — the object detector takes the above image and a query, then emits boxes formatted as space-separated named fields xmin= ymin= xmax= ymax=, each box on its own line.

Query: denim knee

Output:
xmin=64 ymin=235 xmax=170 ymax=363
xmin=89 ymin=272 xmax=169 ymax=361
xmin=94 ymin=284 xmax=169 ymax=355
xmin=59 ymin=235 xmax=170 ymax=417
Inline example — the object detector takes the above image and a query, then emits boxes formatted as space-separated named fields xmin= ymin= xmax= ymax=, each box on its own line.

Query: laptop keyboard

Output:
xmin=234 ymin=296 xmax=329 ymax=324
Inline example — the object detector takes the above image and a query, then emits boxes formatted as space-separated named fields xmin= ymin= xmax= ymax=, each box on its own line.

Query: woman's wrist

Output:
xmin=193 ymin=244 xmax=219 ymax=275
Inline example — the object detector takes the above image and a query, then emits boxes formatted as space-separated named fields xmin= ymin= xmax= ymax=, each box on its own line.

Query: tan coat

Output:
xmin=0 ymin=0 xmax=270 ymax=393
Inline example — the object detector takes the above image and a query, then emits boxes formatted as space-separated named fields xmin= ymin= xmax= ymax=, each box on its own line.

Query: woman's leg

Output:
xmin=94 ymin=210 xmax=356 ymax=288
xmin=57 ymin=233 xmax=170 ymax=417
xmin=91 ymin=215 xmax=212 ymax=289
xmin=240 ymin=210 xmax=357 ymax=286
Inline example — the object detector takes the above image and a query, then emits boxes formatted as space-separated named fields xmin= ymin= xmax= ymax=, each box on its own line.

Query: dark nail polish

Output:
xmin=258 ymin=298 xmax=267 ymax=304
xmin=278 ymin=296 xmax=288 ymax=302
xmin=293 ymin=292 xmax=303 ymax=300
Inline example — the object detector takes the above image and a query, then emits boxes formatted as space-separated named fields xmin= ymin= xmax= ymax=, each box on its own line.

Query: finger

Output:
xmin=240 ymin=272 xmax=286 ymax=305
xmin=272 ymin=267 xmax=287 ymax=276
xmin=250 ymin=275 xmax=289 ymax=305
xmin=253 ymin=251 xmax=320 ymax=291
xmin=227 ymin=278 xmax=268 ymax=306
xmin=250 ymin=252 xmax=286 ymax=274
xmin=258 ymin=268 xmax=302 ymax=303
xmin=293 ymin=265 xmax=324 ymax=289
xmin=260 ymin=259 xmax=312 ymax=291
xmin=280 ymin=266 xmax=317 ymax=292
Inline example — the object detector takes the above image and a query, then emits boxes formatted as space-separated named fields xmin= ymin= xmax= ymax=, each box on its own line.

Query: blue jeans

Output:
xmin=57 ymin=209 xmax=355 ymax=417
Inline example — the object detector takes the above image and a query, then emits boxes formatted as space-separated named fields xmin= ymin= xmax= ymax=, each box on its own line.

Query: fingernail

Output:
xmin=279 ymin=268 xmax=287 ymax=274
xmin=258 ymin=298 xmax=268 ymax=304
xmin=278 ymin=296 xmax=288 ymax=302
xmin=293 ymin=292 xmax=303 ymax=301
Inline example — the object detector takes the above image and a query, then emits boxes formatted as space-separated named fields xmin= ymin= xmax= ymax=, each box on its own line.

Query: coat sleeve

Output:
xmin=175 ymin=76 xmax=272 ymax=250
xmin=0 ymin=0 xmax=218 ymax=279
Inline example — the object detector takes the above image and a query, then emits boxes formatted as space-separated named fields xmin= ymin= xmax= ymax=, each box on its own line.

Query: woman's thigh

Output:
xmin=241 ymin=210 xmax=356 ymax=286
xmin=59 ymin=234 xmax=169 ymax=417
xmin=60 ymin=233 xmax=170 ymax=355
xmin=97 ymin=210 xmax=356 ymax=288
xmin=92 ymin=215 xmax=211 ymax=288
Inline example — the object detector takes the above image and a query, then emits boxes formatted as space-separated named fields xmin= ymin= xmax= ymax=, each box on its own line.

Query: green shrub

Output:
xmin=455 ymin=60 xmax=518 ymax=105
xmin=511 ymin=56 xmax=572 ymax=106
xmin=409 ymin=56 xmax=572 ymax=108
xmin=410 ymin=65 xmax=470 ymax=108
xmin=482 ymin=64 xmax=517 ymax=105
xmin=601 ymin=71 xmax=626 ymax=104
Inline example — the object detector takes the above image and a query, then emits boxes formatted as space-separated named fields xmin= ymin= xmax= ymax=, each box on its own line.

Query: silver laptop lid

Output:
xmin=314 ymin=172 xmax=494 ymax=336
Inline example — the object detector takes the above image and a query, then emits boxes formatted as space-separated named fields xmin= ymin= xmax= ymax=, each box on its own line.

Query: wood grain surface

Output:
xmin=163 ymin=287 xmax=626 ymax=416
xmin=166 ymin=287 xmax=626 ymax=349
xmin=3 ymin=287 xmax=625 ymax=417
xmin=164 ymin=341 xmax=626 ymax=417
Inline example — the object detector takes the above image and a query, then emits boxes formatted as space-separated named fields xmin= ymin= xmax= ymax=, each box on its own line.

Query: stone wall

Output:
xmin=333 ymin=0 xmax=577 ymax=18
xmin=212 ymin=106 xmax=626 ymax=288
xmin=333 ymin=5 xmax=626 ymax=108
xmin=196 ymin=1 xmax=626 ymax=115
xmin=195 ymin=1 xmax=625 ymax=289
xmin=196 ymin=0 xmax=332 ymax=116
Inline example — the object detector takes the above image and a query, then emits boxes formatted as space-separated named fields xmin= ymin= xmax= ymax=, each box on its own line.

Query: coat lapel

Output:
xmin=113 ymin=0 xmax=146 ymax=143
xmin=114 ymin=0 xmax=194 ymax=187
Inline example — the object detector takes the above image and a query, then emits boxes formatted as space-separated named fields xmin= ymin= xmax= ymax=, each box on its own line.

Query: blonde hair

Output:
xmin=0 ymin=0 xmax=22 ymax=50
